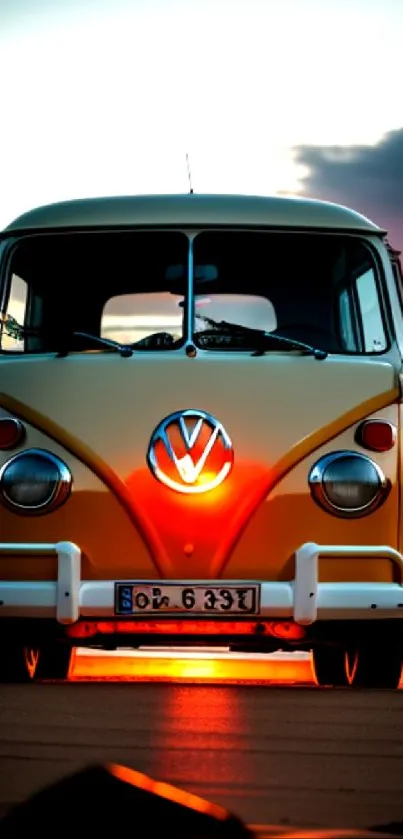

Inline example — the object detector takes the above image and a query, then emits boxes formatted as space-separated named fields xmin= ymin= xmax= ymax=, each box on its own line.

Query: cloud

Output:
xmin=294 ymin=128 xmax=403 ymax=250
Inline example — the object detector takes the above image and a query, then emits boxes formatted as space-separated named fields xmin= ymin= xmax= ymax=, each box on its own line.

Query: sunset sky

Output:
xmin=1 ymin=0 xmax=403 ymax=249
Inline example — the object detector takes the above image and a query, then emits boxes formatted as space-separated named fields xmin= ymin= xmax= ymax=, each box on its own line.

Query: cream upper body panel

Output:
xmin=0 ymin=351 xmax=397 ymax=478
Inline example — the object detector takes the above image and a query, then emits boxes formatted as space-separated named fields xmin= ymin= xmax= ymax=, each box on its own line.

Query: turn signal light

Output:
xmin=0 ymin=418 xmax=25 ymax=450
xmin=355 ymin=419 xmax=396 ymax=453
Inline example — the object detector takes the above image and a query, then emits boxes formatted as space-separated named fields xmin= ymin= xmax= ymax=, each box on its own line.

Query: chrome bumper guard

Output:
xmin=0 ymin=541 xmax=403 ymax=626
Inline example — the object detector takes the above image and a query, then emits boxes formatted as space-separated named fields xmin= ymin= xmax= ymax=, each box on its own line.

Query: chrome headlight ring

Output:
xmin=0 ymin=448 xmax=72 ymax=515
xmin=308 ymin=450 xmax=390 ymax=518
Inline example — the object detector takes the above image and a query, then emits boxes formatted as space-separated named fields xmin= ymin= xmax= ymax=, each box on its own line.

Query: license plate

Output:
xmin=115 ymin=583 xmax=260 ymax=616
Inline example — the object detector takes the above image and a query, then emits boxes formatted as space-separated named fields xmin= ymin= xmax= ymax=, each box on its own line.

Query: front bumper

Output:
xmin=1 ymin=541 xmax=403 ymax=626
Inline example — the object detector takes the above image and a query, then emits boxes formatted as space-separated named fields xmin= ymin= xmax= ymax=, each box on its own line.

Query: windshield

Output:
xmin=0 ymin=229 xmax=389 ymax=355
xmin=0 ymin=231 xmax=188 ymax=354
xmin=192 ymin=231 xmax=389 ymax=355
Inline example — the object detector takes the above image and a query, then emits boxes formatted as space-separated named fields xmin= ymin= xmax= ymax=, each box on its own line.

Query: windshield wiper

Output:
xmin=57 ymin=332 xmax=135 ymax=358
xmin=3 ymin=317 xmax=177 ymax=358
xmin=59 ymin=330 xmax=178 ymax=356
xmin=61 ymin=331 xmax=179 ymax=356
xmin=1 ymin=317 xmax=135 ymax=358
xmin=196 ymin=316 xmax=328 ymax=360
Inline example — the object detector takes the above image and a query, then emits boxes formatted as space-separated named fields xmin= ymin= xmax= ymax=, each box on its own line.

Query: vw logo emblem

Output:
xmin=146 ymin=409 xmax=234 ymax=494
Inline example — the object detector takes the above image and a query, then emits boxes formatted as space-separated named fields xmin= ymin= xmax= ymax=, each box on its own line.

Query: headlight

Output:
xmin=308 ymin=451 xmax=390 ymax=517
xmin=0 ymin=448 xmax=72 ymax=515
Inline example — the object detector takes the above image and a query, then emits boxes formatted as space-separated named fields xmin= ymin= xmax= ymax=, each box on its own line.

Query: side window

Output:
xmin=1 ymin=274 xmax=28 ymax=352
xmin=338 ymin=288 xmax=357 ymax=351
xmin=337 ymin=266 xmax=387 ymax=353
xmin=355 ymin=268 xmax=386 ymax=352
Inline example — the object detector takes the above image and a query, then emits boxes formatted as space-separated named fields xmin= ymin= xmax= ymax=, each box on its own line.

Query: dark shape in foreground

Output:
xmin=0 ymin=763 xmax=400 ymax=838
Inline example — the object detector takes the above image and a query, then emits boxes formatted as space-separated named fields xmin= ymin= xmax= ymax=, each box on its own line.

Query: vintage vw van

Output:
xmin=1 ymin=193 xmax=403 ymax=687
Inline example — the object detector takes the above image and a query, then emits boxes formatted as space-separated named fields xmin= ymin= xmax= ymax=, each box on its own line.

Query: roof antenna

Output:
xmin=186 ymin=153 xmax=194 ymax=194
